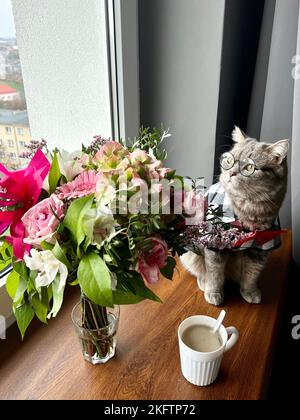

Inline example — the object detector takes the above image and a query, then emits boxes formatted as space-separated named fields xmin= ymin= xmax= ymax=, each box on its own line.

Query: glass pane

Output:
xmin=0 ymin=0 xmax=31 ymax=170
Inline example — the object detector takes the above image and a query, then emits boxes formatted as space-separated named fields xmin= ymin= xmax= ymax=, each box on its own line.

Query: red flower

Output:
xmin=0 ymin=150 xmax=50 ymax=259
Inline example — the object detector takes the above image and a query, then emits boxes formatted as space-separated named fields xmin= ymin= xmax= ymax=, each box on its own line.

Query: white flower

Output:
xmin=95 ymin=178 xmax=117 ymax=206
xmin=57 ymin=149 xmax=84 ymax=181
xmin=83 ymin=203 xmax=116 ymax=246
xmin=24 ymin=249 xmax=68 ymax=292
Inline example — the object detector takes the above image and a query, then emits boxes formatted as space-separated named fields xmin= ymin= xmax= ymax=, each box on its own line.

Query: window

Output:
xmin=0 ymin=0 xmax=31 ymax=170
xmin=19 ymin=140 xmax=25 ymax=147
xmin=0 ymin=0 xmax=139 ymax=323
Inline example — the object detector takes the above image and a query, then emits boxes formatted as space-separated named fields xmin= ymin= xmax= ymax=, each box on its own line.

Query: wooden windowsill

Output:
xmin=0 ymin=232 xmax=292 ymax=400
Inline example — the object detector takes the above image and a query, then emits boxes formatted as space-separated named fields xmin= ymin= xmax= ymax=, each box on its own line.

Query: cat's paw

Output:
xmin=240 ymin=288 xmax=262 ymax=304
xmin=205 ymin=291 xmax=224 ymax=306
xmin=197 ymin=276 xmax=205 ymax=292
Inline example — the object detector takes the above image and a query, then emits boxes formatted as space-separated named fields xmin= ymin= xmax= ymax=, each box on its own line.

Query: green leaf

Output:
xmin=31 ymin=290 xmax=48 ymax=324
xmin=48 ymin=277 xmax=66 ymax=318
xmin=52 ymin=242 xmax=72 ymax=270
xmin=41 ymin=241 xmax=54 ymax=251
xmin=63 ymin=195 xmax=94 ymax=248
xmin=160 ymin=257 xmax=176 ymax=280
xmin=14 ymin=302 xmax=35 ymax=339
xmin=6 ymin=270 xmax=20 ymax=300
xmin=48 ymin=152 xmax=62 ymax=194
xmin=69 ymin=279 xmax=79 ymax=286
xmin=112 ymin=290 xmax=144 ymax=305
xmin=78 ymin=253 xmax=113 ymax=307
xmin=117 ymin=272 xmax=162 ymax=303
xmin=11 ymin=262 xmax=29 ymax=304
xmin=129 ymin=275 xmax=162 ymax=303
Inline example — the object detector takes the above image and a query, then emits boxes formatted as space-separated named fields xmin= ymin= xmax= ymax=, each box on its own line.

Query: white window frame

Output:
xmin=0 ymin=0 xmax=140 ymax=331
xmin=107 ymin=0 xmax=139 ymax=141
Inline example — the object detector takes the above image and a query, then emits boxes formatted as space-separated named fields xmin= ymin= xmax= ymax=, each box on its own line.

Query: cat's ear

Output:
xmin=267 ymin=139 xmax=289 ymax=164
xmin=232 ymin=126 xmax=247 ymax=143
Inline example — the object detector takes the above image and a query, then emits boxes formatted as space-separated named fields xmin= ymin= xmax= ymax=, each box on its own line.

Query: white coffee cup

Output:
xmin=178 ymin=315 xmax=239 ymax=386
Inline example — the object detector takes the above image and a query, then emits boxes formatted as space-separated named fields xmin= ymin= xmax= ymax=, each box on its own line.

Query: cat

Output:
xmin=180 ymin=127 xmax=289 ymax=306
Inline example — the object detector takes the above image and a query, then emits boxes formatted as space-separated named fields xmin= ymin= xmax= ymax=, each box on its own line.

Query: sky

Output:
xmin=0 ymin=0 xmax=16 ymax=39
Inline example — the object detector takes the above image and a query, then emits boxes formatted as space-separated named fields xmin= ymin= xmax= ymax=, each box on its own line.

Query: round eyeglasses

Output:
xmin=220 ymin=152 xmax=256 ymax=177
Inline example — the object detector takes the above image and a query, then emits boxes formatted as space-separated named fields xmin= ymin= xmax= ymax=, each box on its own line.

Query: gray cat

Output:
xmin=180 ymin=127 xmax=289 ymax=306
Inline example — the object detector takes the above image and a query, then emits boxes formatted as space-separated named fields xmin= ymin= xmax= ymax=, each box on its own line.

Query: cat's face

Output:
xmin=219 ymin=127 xmax=289 ymax=201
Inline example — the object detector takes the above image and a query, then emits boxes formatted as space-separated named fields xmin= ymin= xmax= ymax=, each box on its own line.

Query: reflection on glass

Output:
xmin=0 ymin=0 xmax=31 ymax=170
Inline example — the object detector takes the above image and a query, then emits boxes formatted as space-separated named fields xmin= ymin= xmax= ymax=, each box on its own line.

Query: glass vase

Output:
xmin=71 ymin=296 xmax=120 ymax=365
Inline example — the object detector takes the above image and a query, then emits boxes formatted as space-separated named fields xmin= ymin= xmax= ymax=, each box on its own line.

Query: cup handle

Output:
xmin=224 ymin=327 xmax=239 ymax=352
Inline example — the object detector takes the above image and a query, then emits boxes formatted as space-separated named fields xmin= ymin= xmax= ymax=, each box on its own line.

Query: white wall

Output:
xmin=139 ymin=0 xmax=225 ymax=183
xmin=255 ymin=0 xmax=300 ymax=228
xmin=12 ymin=0 xmax=112 ymax=151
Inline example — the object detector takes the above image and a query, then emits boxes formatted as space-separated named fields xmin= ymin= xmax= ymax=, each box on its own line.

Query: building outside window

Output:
xmin=0 ymin=0 xmax=31 ymax=169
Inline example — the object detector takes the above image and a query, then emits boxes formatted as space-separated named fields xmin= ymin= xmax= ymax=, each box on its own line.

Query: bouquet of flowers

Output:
xmin=0 ymin=127 xmax=191 ymax=364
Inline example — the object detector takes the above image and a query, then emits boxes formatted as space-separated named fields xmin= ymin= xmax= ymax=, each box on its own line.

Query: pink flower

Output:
xmin=94 ymin=141 xmax=129 ymax=160
xmin=158 ymin=167 xmax=172 ymax=179
xmin=0 ymin=149 xmax=50 ymax=259
xmin=137 ymin=237 xmax=169 ymax=284
xmin=93 ymin=141 xmax=130 ymax=173
xmin=130 ymin=149 xmax=151 ymax=165
xmin=57 ymin=170 xmax=100 ymax=201
xmin=22 ymin=195 xmax=65 ymax=247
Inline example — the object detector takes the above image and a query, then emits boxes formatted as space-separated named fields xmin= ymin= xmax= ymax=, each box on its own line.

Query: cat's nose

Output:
xmin=229 ymin=170 xmax=237 ymax=177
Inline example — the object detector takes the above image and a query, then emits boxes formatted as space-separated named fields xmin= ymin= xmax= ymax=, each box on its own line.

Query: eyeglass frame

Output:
xmin=219 ymin=152 xmax=258 ymax=177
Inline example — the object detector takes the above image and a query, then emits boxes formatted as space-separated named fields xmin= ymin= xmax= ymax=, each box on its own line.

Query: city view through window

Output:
xmin=0 ymin=0 xmax=31 ymax=169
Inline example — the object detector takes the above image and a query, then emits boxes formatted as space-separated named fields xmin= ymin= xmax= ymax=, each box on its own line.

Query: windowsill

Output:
xmin=0 ymin=231 xmax=293 ymax=399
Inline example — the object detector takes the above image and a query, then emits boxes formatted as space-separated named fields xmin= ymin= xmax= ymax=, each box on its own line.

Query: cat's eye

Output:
xmin=240 ymin=159 xmax=256 ymax=177
xmin=220 ymin=153 xmax=235 ymax=170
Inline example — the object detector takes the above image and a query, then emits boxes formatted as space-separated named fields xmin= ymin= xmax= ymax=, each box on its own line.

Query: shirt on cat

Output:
xmin=205 ymin=183 xmax=283 ymax=251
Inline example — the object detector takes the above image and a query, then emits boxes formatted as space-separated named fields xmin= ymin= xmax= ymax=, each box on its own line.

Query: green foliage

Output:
xmin=14 ymin=302 xmax=35 ymax=339
xmin=160 ymin=257 xmax=176 ymax=280
xmin=125 ymin=125 xmax=171 ymax=161
xmin=112 ymin=271 xmax=161 ymax=304
xmin=62 ymin=195 xmax=94 ymax=250
xmin=52 ymin=241 xmax=72 ymax=271
xmin=0 ymin=242 xmax=12 ymax=272
xmin=6 ymin=270 xmax=20 ymax=300
xmin=48 ymin=151 xmax=62 ymax=194
xmin=78 ymin=253 xmax=113 ymax=307
xmin=48 ymin=277 xmax=65 ymax=319
xmin=31 ymin=290 xmax=48 ymax=324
